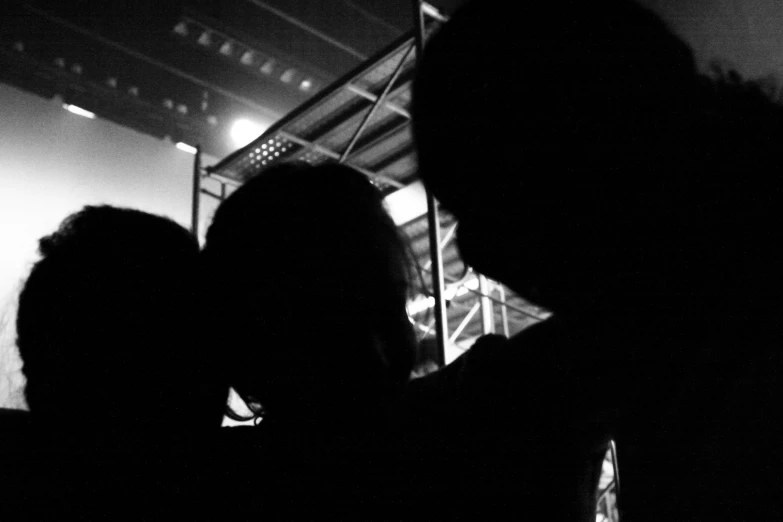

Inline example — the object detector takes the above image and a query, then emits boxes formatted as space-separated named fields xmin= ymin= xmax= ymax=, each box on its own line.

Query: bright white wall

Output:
xmin=0 ymin=83 xmax=220 ymax=408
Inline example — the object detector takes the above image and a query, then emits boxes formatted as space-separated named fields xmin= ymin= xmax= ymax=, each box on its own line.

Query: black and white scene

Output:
xmin=2 ymin=0 xmax=783 ymax=519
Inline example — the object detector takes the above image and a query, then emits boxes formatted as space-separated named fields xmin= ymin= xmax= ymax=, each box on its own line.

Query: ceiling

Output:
xmin=0 ymin=0 xmax=467 ymax=159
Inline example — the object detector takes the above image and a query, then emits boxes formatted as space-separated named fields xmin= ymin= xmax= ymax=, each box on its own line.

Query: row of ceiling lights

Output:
xmin=10 ymin=40 xmax=267 ymax=153
xmin=12 ymin=41 xmax=206 ymax=120
xmin=172 ymin=20 xmax=317 ymax=94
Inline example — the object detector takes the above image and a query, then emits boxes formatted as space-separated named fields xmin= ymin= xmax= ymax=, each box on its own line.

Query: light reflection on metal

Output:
xmin=478 ymin=275 xmax=495 ymax=334
xmin=497 ymin=284 xmax=510 ymax=337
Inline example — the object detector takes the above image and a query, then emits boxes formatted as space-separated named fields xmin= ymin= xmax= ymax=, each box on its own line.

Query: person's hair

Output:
xmin=16 ymin=205 xmax=220 ymax=433
xmin=203 ymin=163 xmax=417 ymax=425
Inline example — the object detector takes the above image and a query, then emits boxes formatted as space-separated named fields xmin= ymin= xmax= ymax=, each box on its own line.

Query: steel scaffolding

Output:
xmin=191 ymin=1 xmax=549 ymax=368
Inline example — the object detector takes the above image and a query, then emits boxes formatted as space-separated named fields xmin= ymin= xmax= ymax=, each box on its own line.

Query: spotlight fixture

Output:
xmin=230 ymin=119 xmax=265 ymax=148
xmin=176 ymin=142 xmax=198 ymax=154
xmin=128 ymin=86 xmax=139 ymax=96
xmin=299 ymin=79 xmax=313 ymax=92
xmin=106 ymin=77 xmax=118 ymax=88
xmin=177 ymin=104 xmax=188 ymax=115
xmin=280 ymin=68 xmax=296 ymax=84
xmin=219 ymin=41 xmax=233 ymax=56
xmin=63 ymin=104 xmax=96 ymax=119
xmin=240 ymin=51 xmax=255 ymax=66
xmin=173 ymin=22 xmax=188 ymax=36
xmin=260 ymin=60 xmax=275 ymax=75
xmin=70 ymin=64 xmax=83 ymax=75
xmin=13 ymin=41 xmax=24 ymax=52
xmin=54 ymin=57 xmax=65 ymax=68
xmin=162 ymin=98 xmax=174 ymax=109
xmin=197 ymin=32 xmax=212 ymax=47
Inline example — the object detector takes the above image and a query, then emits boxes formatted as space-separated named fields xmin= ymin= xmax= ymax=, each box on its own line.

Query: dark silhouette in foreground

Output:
xmin=203 ymin=163 xmax=418 ymax=518
xmin=5 ymin=206 xmax=224 ymax=519
xmin=411 ymin=0 xmax=783 ymax=520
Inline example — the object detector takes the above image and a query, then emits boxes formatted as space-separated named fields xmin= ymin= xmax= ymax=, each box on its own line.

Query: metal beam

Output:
xmin=191 ymin=146 xmax=202 ymax=239
xmin=423 ymin=223 xmax=458 ymax=271
xmin=345 ymin=83 xmax=411 ymax=119
xmin=449 ymin=302 xmax=481 ymax=344
xmin=413 ymin=0 xmax=447 ymax=366
xmin=420 ymin=267 xmax=546 ymax=322
xmin=245 ymin=0 xmax=368 ymax=61
xmin=200 ymin=188 xmax=223 ymax=200
xmin=277 ymin=130 xmax=404 ymax=188
xmin=340 ymin=42 xmax=415 ymax=162
xmin=206 ymin=171 xmax=243 ymax=188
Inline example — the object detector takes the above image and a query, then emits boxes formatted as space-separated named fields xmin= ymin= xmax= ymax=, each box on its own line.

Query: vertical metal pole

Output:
xmin=426 ymin=193 xmax=447 ymax=367
xmin=413 ymin=0 xmax=446 ymax=366
xmin=220 ymin=181 xmax=228 ymax=201
xmin=191 ymin=145 xmax=202 ymax=240
xmin=610 ymin=439 xmax=620 ymax=504
xmin=497 ymin=283 xmax=510 ymax=337
xmin=478 ymin=274 xmax=495 ymax=334
xmin=412 ymin=0 xmax=426 ymax=57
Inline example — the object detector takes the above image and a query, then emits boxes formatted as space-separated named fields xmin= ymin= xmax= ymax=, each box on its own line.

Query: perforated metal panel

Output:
xmin=208 ymin=33 xmax=419 ymax=193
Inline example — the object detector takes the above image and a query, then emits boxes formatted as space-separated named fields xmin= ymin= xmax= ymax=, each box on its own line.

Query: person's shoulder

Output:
xmin=456 ymin=318 xmax=566 ymax=380
xmin=0 ymin=409 xmax=33 ymax=455
xmin=0 ymin=408 xmax=31 ymax=424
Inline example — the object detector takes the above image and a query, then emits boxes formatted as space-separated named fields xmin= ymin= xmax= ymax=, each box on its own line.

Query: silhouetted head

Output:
xmin=414 ymin=0 xmax=703 ymax=312
xmin=17 ymin=206 xmax=221 ymax=441
xmin=204 ymin=163 xmax=416 ymax=430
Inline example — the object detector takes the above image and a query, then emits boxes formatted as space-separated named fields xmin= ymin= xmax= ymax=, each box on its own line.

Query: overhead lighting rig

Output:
xmin=172 ymin=18 xmax=320 ymax=97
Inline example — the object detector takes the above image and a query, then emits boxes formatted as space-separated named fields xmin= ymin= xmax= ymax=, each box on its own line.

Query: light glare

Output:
xmin=230 ymin=119 xmax=265 ymax=148
xmin=176 ymin=142 xmax=198 ymax=154
xmin=63 ymin=104 xmax=96 ymax=119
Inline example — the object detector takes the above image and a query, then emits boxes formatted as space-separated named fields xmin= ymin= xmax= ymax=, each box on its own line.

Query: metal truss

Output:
xmin=191 ymin=0 xmax=549 ymax=368
xmin=597 ymin=440 xmax=620 ymax=522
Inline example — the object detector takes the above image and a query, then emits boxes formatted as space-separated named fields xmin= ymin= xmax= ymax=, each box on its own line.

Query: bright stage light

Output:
xmin=230 ymin=119 xmax=265 ymax=148
xmin=176 ymin=142 xmax=198 ymax=154
xmin=63 ymin=104 xmax=96 ymax=119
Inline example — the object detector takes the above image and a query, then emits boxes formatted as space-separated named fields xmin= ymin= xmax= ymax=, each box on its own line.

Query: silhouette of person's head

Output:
xmin=204 ymin=163 xmax=416 ymax=431
xmin=413 ymin=0 xmax=718 ymax=314
xmin=17 ymin=206 xmax=221 ymax=443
